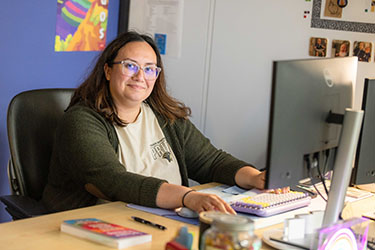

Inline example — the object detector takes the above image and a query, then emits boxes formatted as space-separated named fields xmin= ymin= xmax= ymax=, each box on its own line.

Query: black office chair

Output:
xmin=0 ymin=88 xmax=74 ymax=220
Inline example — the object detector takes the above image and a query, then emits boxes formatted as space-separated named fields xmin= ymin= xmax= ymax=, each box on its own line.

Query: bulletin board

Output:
xmin=311 ymin=0 xmax=375 ymax=33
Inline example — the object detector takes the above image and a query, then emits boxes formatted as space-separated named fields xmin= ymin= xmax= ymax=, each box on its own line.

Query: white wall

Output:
xmin=129 ymin=0 xmax=214 ymax=129
xmin=129 ymin=0 xmax=375 ymax=169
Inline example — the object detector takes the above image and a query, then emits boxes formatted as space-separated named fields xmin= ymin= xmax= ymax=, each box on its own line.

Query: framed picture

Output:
xmin=312 ymin=0 xmax=375 ymax=34
xmin=353 ymin=41 xmax=372 ymax=62
xmin=309 ymin=37 xmax=328 ymax=57
xmin=331 ymin=40 xmax=350 ymax=57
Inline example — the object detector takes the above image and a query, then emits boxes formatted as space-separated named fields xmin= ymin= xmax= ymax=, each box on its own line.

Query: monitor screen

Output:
xmin=351 ymin=78 xmax=375 ymax=185
xmin=265 ymin=57 xmax=357 ymax=189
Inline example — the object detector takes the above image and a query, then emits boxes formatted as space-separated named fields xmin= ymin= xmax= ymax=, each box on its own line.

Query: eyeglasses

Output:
xmin=111 ymin=60 xmax=161 ymax=80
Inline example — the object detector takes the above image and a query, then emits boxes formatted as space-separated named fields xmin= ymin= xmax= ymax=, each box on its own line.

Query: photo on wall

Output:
xmin=323 ymin=0 xmax=343 ymax=18
xmin=331 ymin=40 xmax=350 ymax=57
xmin=353 ymin=41 xmax=372 ymax=62
xmin=309 ymin=37 xmax=327 ymax=57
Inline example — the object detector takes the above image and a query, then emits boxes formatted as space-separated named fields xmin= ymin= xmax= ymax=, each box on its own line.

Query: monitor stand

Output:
xmin=264 ymin=109 xmax=363 ymax=249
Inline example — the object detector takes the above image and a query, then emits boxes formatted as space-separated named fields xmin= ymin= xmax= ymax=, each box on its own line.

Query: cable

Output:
xmin=305 ymin=156 xmax=327 ymax=202
xmin=316 ymin=151 xmax=329 ymax=195
xmin=322 ymin=149 xmax=330 ymax=174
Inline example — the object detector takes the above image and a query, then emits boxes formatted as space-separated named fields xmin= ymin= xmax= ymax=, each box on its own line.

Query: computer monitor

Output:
xmin=265 ymin=57 xmax=357 ymax=190
xmin=265 ymin=57 xmax=364 ymax=230
xmin=351 ymin=78 xmax=375 ymax=185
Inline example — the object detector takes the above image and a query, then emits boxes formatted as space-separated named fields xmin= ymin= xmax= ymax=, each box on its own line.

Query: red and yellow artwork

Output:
xmin=55 ymin=0 xmax=108 ymax=51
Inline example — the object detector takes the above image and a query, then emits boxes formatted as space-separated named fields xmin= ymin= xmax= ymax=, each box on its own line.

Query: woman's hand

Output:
xmin=235 ymin=166 xmax=266 ymax=190
xmin=182 ymin=191 xmax=236 ymax=214
xmin=156 ymin=183 xmax=235 ymax=214
xmin=267 ymin=186 xmax=290 ymax=194
xmin=234 ymin=167 xmax=289 ymax=193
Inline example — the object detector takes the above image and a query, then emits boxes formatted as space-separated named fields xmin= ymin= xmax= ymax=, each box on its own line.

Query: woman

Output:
xmin=42 ymin=31 xmax=269 ymax=214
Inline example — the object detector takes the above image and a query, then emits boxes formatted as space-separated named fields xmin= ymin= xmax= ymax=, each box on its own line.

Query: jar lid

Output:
xmin=212 ymin=214 xmax=254 ymax=231
xmin=199 ymin=211 xmax=225 ymax=225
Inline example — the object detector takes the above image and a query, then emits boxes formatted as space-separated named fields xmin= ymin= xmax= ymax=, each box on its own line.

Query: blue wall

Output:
xmin=0 ymin=0 xmax=120 ymax=222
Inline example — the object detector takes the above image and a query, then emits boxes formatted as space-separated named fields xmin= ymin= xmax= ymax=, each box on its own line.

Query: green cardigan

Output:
xmin=42 ymin=104 xmax=251 ymax=212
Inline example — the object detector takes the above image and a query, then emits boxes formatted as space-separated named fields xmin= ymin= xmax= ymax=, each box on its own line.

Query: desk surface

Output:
xmin=0 ymin=201 xmax=277 ymax=250
xmin=0 ymin=182 xmax=278 ymax=250
xmin=1 ymin=185 xmax=373 ymax=250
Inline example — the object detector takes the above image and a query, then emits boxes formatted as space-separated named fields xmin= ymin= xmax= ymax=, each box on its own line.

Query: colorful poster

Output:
xmin=55 ymin=0 xmax=108 ymax=52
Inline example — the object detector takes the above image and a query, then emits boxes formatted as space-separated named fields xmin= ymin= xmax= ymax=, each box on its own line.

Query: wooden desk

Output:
xmin=0 ymin=202 xmax=195 ymax=250
xmin=2 ymin=184 xmax=372 ymax=250
xmin=0 ymin=201 xmax=277 ymax=250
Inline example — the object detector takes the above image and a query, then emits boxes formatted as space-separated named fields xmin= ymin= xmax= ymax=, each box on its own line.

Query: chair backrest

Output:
xmin=7 ymin=88 xmax=74 ymax=200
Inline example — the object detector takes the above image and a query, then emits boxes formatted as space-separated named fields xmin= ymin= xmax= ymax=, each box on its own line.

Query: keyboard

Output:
xmin=230 ymin=191 xmax=311 ymax=217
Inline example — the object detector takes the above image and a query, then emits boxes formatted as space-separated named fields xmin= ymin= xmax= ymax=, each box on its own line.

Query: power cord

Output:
xmin=316 ymin=150 xmax=329 ymax=196
xmin=305 ymin=155 xmax=327 ymax=202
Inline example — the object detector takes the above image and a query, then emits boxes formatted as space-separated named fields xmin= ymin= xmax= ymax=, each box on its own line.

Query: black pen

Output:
xmin=131 ymin=216 xmax=167 ymax=230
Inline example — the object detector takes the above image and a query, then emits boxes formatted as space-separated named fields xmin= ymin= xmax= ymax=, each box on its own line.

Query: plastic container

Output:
xmin=200 ymin=213 xmax=261 ymax=250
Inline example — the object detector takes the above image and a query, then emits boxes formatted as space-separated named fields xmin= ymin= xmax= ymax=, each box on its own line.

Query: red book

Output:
xmin=61 ymin=218 xmax=152 ymax=249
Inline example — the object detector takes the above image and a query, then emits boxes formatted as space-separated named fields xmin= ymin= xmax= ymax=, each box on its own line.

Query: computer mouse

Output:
xmin=175 ymin=207 xmax=199 ymax=218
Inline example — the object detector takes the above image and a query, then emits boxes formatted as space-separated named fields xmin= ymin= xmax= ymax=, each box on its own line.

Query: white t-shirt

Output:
xmin=114 ymin=102 xmax=182 ymax=185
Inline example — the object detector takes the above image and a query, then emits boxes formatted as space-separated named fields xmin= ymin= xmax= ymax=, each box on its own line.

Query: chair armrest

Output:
xmin=0 ymin=195 xmax=49 ymax=220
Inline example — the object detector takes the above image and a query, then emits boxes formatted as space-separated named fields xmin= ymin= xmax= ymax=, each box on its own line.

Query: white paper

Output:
xmin=129 ymin=0 xmax=184 ymax=58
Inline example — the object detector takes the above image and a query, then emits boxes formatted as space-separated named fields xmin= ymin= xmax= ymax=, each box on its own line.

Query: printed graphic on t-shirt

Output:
xmin=150 ymin=138 xmax=172 ymax=162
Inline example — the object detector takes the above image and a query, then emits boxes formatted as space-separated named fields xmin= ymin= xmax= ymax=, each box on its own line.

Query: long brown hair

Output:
xmin=69 ymin=31 xmax=191 ymax=126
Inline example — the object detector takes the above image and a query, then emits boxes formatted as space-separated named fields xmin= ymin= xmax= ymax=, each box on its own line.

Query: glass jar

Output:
xmin=200 ymin=213 xmax=261 ymax=250
xmin=199 ymin=211 xmax=224 ymax=247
